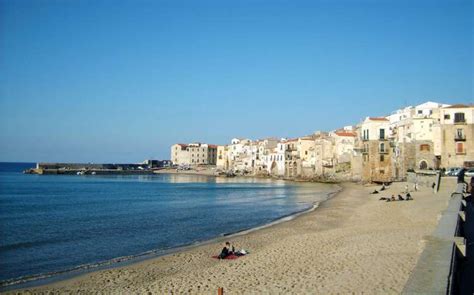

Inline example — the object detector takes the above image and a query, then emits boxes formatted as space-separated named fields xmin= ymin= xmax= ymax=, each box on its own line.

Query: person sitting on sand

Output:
xmin=398 ymin=194 xmax=405 ymax=201
xmin=391 ymin=195 xmax=395 ymax=201
xmin=380 ymin=185 xmax=386 ymax=191
xmin=218 ymin=242 xmax=234 ymax=259
xmin=406 ymin=193 xmax=412 ymax=200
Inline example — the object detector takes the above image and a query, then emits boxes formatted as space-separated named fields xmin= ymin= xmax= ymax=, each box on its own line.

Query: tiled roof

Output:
xmin=368 ymin=117 xmax=389 ymax=121
xmin=443 ymin=104 xmax=473 ymax=109
xmin=208 ymin=144 xmax=218 ymax=148
xmin=335 ymin=131 xmax=356 ymax=137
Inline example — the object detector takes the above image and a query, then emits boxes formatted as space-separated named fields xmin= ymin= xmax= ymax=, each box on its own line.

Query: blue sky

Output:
xmin=0 ymin=0 xmax=472 ymax=163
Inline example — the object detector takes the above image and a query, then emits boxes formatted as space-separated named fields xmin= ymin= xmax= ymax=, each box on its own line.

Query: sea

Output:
xmin=0 ymin=162 xmax=338 ymax=288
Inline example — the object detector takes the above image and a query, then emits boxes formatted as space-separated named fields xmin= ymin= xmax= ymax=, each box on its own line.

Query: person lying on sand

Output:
xmin=381 ymin=195 xmax=404 ymax=202
xmin=380 ymin=185 xmax=386 ymax=191
xmin=371 ymin=190 xmax=379 ymax=194
xmin=218 ymin=242 xmax=234 ymax=259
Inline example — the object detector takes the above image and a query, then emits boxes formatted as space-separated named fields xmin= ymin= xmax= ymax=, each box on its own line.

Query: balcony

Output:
xmin=361 ymin=148 xmax=369 ymax=154
xmin=454 ymin=119 xmax=466 ymax=125
xmin=379 ymin=149 xmax=389 ymax=154
xmin=378 ymin=136 xmax=388 ymax=141
xmin=456 ymin=150 xmax=466 ymax=155
xmin=455 ymin=134 xmax=466 ymax=141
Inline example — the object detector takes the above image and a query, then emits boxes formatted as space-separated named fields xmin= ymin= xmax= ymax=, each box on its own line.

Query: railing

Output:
xmin=454 ymin=135 xmax=466 ymax=141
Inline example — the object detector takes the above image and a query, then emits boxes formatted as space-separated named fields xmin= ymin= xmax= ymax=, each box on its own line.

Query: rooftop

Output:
xmin=368 ymin=117 xmax=389 ymax=121
xmin=335 ymin=131 xmax=357 ymax=137
xmin=443 ymin=104 xmax=473 ymax=109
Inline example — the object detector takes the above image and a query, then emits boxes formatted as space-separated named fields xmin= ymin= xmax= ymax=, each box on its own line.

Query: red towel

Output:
xmin=212 ymin=254 xmax=240 ymax=260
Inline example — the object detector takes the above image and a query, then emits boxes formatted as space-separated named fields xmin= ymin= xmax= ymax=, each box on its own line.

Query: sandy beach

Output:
xmin=9 ymin=178 xmax=456 ymax=294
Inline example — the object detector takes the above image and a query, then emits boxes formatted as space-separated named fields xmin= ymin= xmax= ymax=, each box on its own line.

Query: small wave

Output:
xmin=0 ymin=237 xmax=73 ymax=252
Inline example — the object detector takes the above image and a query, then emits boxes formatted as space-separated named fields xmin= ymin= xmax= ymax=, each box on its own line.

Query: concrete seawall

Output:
xmin=403 ymin=181 xmax=472 ymax=294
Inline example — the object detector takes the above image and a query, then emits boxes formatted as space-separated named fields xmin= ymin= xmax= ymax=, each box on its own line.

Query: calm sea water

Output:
xmin=0 ymin=162 xmax=337 ymax=285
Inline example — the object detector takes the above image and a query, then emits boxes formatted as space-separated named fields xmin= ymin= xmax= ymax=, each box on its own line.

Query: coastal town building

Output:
xmin=359 ymin=117 xmax=393 ymax=183
xmin=216 ymin=145 xmax=230 ymax=170
xmin=171 ymin=143 xmax=217 ymax=166
xmin=171 ymin=101 xmax=471 ymax=183
xmin=438 ymin=104 xmax=474 ymax=168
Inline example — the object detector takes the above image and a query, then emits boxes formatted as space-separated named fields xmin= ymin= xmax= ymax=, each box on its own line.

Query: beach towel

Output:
xmin=212 ymin=254 xmax=241 ymax=260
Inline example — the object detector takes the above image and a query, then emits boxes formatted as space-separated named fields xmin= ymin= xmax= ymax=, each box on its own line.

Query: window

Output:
xmin=444 ymin=114 xmax=450 ymax=120
xmin=305 ymin=151 xmax=308 ymax=155
xmin=379 ymin=129 xmax=385 ymax=140
xmin=418 ymin=110 xmax=422 ymax=115
xmin=419 ymin=144 xmax=430 ymax=152
xmin=380 ymin=155 xmax=384 ymax=162
xmin=456 ymin=142 xmax=465 ymax=154
xmin=364 ymin=129 xmax=369 ymax=140
xmin=456 ymin=129 xmax=465 ymax=140
xmin=379 ymin=143 xmax=385 ymax=153
xmin=454 ymin=112 xmax=465 ymax=123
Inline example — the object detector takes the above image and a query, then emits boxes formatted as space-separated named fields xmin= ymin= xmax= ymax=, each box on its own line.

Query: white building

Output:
xmin=170 ymin=143 xmax=217 ymax=166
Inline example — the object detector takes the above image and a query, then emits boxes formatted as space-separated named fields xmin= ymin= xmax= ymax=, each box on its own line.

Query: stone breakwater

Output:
xmin=24 ymin=162 xmax=157 ymax=175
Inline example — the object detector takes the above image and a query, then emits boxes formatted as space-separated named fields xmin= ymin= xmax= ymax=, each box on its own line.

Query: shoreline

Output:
xmin=1 ymin=180 xmax=341 ymax=292
xmin=5 ymin=179 xmax=455 ymax=293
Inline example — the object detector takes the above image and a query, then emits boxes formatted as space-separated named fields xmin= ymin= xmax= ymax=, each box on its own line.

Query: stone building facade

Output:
xmin=438 ymin=104 xmax=474 ymax=168
xmin=170 ymin=143 xmax=217 ymax=166
xmin=360 ymin=117 xmax=393 ymax=183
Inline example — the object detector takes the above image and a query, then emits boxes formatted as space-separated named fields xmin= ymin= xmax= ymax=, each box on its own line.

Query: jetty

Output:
xmin=24 ymin=160 xmax=171 ymax=175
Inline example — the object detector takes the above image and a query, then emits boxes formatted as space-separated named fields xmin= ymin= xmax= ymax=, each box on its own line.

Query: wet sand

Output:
xmin=10 ymin=179 xmax=455 ymax=294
